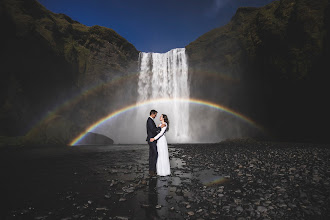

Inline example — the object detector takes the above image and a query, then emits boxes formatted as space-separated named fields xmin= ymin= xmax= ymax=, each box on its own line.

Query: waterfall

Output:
xmin=137 ymin=48 xmax=190 ymax=142
xmin=91 ymin=48 xmax=255 ymax=144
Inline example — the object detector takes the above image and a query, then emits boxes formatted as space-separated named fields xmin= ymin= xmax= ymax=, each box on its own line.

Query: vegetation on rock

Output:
xmin=0 ymin=0 xmax=139 ymax=145
xmin=186 ymin=0 xmax=330 ymax=142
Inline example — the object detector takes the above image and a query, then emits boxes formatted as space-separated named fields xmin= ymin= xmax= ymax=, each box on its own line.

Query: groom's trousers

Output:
xmin=148 ymin=141 xmax=158 ymax=172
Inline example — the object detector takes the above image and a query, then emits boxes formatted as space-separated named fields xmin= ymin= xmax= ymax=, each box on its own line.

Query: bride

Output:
xmin=150 ymin=114 xmax=171 ymax=176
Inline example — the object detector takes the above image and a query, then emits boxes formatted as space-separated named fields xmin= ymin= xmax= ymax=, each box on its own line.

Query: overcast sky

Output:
xmin=38 ymin=0 xmax=276 ymax=53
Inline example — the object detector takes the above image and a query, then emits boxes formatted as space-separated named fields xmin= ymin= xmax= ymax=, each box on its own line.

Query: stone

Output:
xmin=96 ymin=207 xmax=108 ymax=211
xmin=187 ymin=211 xmax=195 ymax=216
xmin=114 ymin=217 xmax=129 ymax=220
xmin=236 ymin=206 xmax=243 ymax=212
xmin=257 ymin=206 xmax=267 ymax=213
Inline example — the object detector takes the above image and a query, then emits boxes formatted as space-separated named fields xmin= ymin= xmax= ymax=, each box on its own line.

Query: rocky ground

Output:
xmin=0 ymin=140 xmax=329 ymax=219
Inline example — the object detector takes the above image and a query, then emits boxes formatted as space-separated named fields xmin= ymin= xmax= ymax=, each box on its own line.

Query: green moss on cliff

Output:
xmin=186 ymin=0 xmax=330 ymax=141
xmin=0 ymin=0 xmax=139 ymax=145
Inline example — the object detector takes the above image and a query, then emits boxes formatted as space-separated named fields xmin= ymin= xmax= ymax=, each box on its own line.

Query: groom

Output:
xmin=146 ymin=109 xmax=165 ymax=177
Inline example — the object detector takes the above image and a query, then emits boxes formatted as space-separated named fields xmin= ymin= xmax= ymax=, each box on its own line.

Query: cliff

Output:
xmin=186 ymin=0 xmax=330 ymax=142
xmin=0 ymin=0 xmax=139 ymax=145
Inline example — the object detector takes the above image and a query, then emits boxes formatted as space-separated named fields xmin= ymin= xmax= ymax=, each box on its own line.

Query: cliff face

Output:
xmin=186 ymin=0 xmax=330 ymax=142
xmin=0 ymin=0 xmax=139 ymax=145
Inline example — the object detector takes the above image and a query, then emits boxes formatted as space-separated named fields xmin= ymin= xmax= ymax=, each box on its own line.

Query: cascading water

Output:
xmin=86 ymin=48 xmax=258 ymax=144
xmin=137 ymin=48 xmax=190 ymax=142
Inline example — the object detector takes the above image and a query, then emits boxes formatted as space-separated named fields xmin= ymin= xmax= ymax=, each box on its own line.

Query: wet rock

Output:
xmin=114 ymin=216 xmax=129 ymax=220
xmin=176 ymin=189 xmax=184 ymax=196
xmin=187 ymin=211 xmax=195 ymax=216
xmin=35 ymin=216 xmax=47 ymax=220
xmin=278 ymin=203 xmax=287 ymax=208
xmin=257 ymin=206 xmax=267 ymax=213
xmin=122 ymin=186 xmax=135 ymax=193
xmin=236 ymin=206 xmax=243 ymax=212
xmin=141 ymin=204 xmax=150 ymax=208
xmin=222 ymin=206 xmax=230 ymax=211
xmin=299 ymin=191 xmax=308 ymax=198
xmin=96 ymin=207 xmax=108 ymax=211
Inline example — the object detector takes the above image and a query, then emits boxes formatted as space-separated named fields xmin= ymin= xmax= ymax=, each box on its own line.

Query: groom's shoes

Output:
xmin=149 ymin=170 xmax=157 ymax=177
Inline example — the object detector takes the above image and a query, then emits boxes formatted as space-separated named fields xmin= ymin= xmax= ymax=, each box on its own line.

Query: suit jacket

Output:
xmin=146 ymin=117 xmax=161 ymax=142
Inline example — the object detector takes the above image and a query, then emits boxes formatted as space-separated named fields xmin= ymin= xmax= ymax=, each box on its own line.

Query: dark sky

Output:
xmin=38 ymin=0 xmax=276 ymax=53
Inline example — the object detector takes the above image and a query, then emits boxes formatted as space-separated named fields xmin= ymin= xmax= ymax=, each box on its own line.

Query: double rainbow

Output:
xmin=26 ymin=70 xmax=240 ymax=138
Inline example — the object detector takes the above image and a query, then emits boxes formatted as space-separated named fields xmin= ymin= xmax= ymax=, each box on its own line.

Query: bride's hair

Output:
xmin=162 ymin=114 xmax=169 ymax=132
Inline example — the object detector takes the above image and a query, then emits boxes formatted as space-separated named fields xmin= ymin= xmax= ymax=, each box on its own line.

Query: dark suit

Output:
xmin=146 ymin=117 xmax=161 ymax=172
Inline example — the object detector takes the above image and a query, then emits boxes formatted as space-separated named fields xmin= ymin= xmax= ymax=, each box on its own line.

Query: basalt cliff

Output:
xmin=0 ymin=0 xmax=139 ymax=145
xmin=186 ymin=0 xmax=330 ymax=142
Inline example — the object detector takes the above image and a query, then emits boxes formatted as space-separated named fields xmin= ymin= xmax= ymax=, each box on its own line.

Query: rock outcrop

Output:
xmin=186 ymin=0 xmax=330 ymax=142
xmin=0 ymin=0 xmax=139 ymax=145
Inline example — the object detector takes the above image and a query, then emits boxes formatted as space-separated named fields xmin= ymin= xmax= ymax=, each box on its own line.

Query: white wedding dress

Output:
xmin=154 ymin=123 xmax=171 ymax=176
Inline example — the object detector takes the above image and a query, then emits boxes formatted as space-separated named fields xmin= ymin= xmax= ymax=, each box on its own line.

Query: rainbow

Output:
xmin=204 ymin=176 xmax=230 ymax=186
xmin=26 ymin=73 xmax=138 ymax=137
xmin=26 ymin=69 xmax=240 ymax=137
xmin=70 ymin=98 xmax=264 ymax=146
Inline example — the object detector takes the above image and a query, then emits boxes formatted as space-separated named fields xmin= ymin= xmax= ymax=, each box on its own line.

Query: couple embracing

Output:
xmin=146 ymin=109 xmax=171 ymax=177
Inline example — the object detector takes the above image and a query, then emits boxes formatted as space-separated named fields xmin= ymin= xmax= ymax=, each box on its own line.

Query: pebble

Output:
xmin=114 ymin=217 xmax=129 ymax=220
xmin=96 ymin=207 xmax=108 ymax=211
xmin=257 ymin=206 xmax=267 ymax=212
xmin=35 ymin=216 xmax=47 ymax=220
xmin=187 ymin=211 xmax=195 ymax=216
xmin=236 ymin=206 xmax=243 ymax=212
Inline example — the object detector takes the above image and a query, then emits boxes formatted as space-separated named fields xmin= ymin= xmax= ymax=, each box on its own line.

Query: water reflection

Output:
xmin=156 ymin=177 xmax=171 ymax=218
xmin=145 ymin=177 xmax=159 ymax=219
xmin=142 ymin=154 xmax=230 ymax=219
